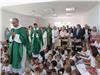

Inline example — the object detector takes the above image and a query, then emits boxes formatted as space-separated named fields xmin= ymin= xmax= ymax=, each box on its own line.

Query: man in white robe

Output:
xmin=52 ymin=26 xmax=59 ymax=49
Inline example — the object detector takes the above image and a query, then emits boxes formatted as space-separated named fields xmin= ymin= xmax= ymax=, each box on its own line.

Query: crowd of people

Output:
xmin=0 ymin=18 xmax=100 ymax=75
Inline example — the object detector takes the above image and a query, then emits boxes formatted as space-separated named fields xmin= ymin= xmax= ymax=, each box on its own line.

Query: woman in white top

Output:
xmin=60 ymin=26 xmax=68 ymax=38
xmin=93 ymin=35 xmax=100 ymax=54
xmin=90 ymin=26 xmax=98 ymax=42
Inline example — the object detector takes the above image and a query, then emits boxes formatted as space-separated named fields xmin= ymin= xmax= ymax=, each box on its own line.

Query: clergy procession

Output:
xmin=0 ymin=18 xmax=100 ymax=75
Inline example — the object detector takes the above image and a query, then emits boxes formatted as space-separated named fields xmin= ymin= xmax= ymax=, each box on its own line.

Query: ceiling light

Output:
xmin=66 ymin=8 xmax=75 ymax=11
xmin=9 ymin=18 xmax=13 ymax=22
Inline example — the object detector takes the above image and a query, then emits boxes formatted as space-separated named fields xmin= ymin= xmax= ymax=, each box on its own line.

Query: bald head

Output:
xmin=10 ymin=18 xmax=19 ymax=27
xmin=25 ymin=67 xmax=31 ymax=74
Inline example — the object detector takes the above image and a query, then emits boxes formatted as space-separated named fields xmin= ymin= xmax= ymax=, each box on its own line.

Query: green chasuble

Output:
xmin=9 ymin=26 xmax=30 ymax=69
xmin=46 ymin=27 xmax=52 ymax=48
xmin=31 ymin=27 xmax=43 ymax=55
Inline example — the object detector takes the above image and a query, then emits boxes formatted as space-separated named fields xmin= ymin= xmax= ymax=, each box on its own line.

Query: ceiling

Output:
xmin=2 ymin=1 xmax=99 ymax=18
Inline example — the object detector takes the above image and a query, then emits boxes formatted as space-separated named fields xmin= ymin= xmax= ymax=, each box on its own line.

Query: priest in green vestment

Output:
xmin=31 ymin=23 xmax=43 ymax=57
xmin=8 ymin=18 xmax=31 ymax=74
xmin=46 ymin=25 xmax=52 ymax=50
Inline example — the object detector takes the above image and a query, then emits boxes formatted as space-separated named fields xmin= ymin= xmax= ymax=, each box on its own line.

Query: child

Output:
xmin=2 ymin=56 xmax=11 ymax=75
xmin=29 ymin=58 xmax=37 ymax=72
xmin=49 ymin=69 xmax=57 ymax=75
xmin=0 ymin=58 xmax=3 ymax=75
xmin=55 ymin=54 xmax=63 ymax=70
xmin=22 ymin=67 xmax=34 ymax=75
xmin=33 ymin=67 xmax=41 ymax=75
xmin=47 ymin=54 xmax=54 ymax=64
xmin=40 ymin=48 xmax=52 ymax=61
xmin=69 ymin=59 xmax=81 ymax=75
xmin=77 ymin=46 xmax=96 ymax=67
xmin=60 ymin=47 xmax=68 ymax=61
xmin=38 ymin=63 xmax=47 ymax=75
xmin=93 ymin=35 xmax=100 ymax=54
xmin=64 ymin=58 xmax=70 ymax=65
xmin=63 ymin=64 xmax=71 ymax=75
xmin=49 ymin=60 xmax=58 ymax=73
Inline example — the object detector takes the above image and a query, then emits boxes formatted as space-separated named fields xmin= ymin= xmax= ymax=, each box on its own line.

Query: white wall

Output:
xmin=1 ymin=3 xmax=100 ymax=41
xmin=99 ymin=3 xmax=100 ymax=31
xmin=87 ymin=3 xmax=100 ymax=33
xmin=0 ymin=8 xmax=2 ymax=41
xmin=44 ymin=14 xmax=88 ymax=27
xmin=35 ymin=17 xmax=49 ymax=27
xmin=1 ymin=9 xmax=37 ymax=41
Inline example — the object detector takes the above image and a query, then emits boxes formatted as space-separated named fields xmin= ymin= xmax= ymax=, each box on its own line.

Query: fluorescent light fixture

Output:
xmin=9 ymin=18 xmax=13 ymax=22
xmin=66 ymin=8 xmax=75 ymax=11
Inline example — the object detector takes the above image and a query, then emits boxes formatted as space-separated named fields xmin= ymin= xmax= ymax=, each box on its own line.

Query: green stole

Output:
xmin=46 ymin=27 xmax=52 ymax=47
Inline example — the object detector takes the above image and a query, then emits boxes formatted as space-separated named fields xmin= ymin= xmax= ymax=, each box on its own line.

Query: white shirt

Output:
xmin=29 ymin=64 xmax=37 ymax=71
xmin=93 ymin=41 xmax=100 ymax=54
xmin=89 ymin=55 xmax=96 ymax=67
xmin=61 ymin=50 xmax=68 ymax=60
xmin=63 ymin=71 xmax=69 ymax=75
xmin=79 ymin=50 xmax=96 ymax=67
xmin=90 ymin=31 xmax=98 ymax=40
xmin=43 ymin=31 xmax=47 ymax=39
xmin=97 ymin=69 xmax=100 ymax=75
xmin=76 ymin=64 xmax=90 ymax=75
xmin=80 ymin=50 xmax=91 ymax=58
xmin=42 ymin=31 xmax=47 ymax=49
xmin=45 ymin=50 xmax=52 ymax=59
xmin=52 ymin=29 xmax=59 ymax=43
xmin=91 ymin=31 xmax=98 ymax=37
xmin=0 ymin=42 xmax=3 ymax=49
xmin=40 ymin=69 xmax=47 ymax=75
xmin=2 ymin=65 xmax=11 ymax=72
xmin=70 ymin=55 xmax=77 ymax=62
xmin=0 ymin=63 xmax=3 ymax=73
xmin=9 ymin=26 xmax=22 ymax=43
xmin=84 ymin=29 xmax=89 ymax=39
xmin=56 ymin=60 xmax=63 ymax=69
xmin=22 ymin=71 xmax=34 ymax=75
xmin=60 ymin=30 xmax=67 ymax=37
